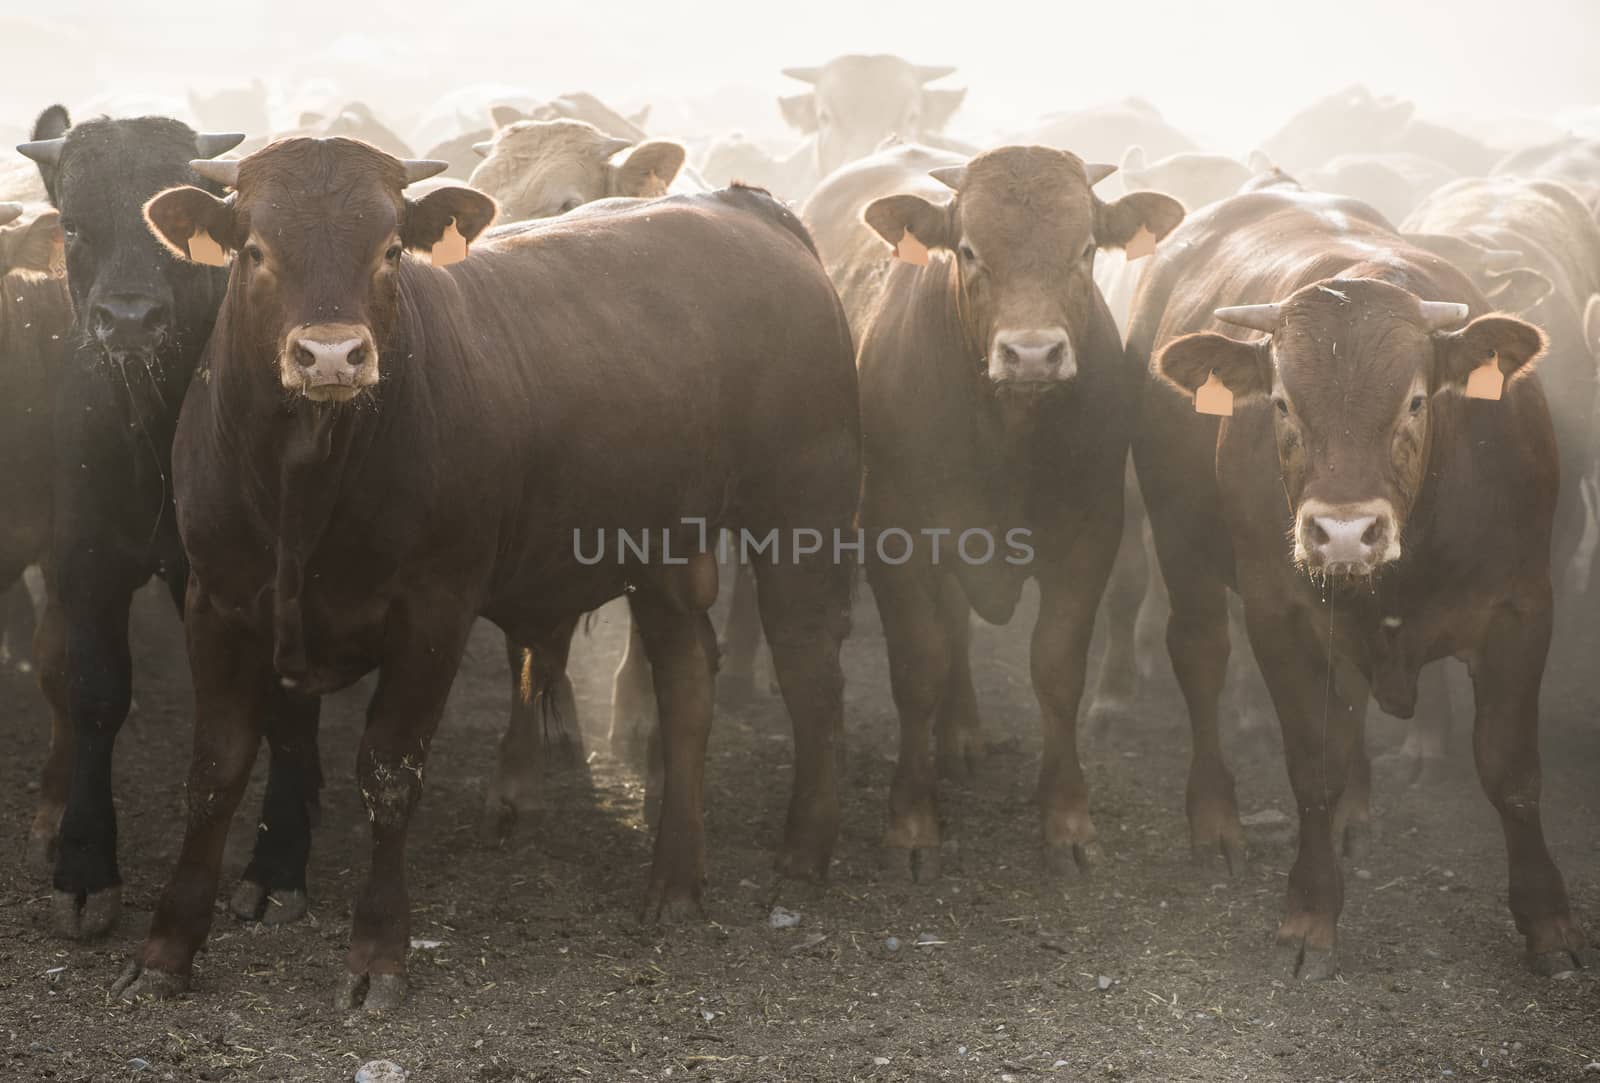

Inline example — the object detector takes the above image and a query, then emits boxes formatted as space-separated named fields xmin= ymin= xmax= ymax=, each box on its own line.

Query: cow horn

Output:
xmin=190 ymin=158 xmax=240 ymax=188
xmin=914 ymin=64 xmax=958 ymax=83
xmin=472 ymin=141 xmax=494 ymax=158
xmin=929 ymin=164 xmax=967 ymax=191
xmin=781 ymin=66 xmax=823 ymax=84
xmin=15 ymin=138 xmax=64 ymax=167
xmin=0 ymin=202 xmax=23 ymax=227
xmin=1085 ymin=162 xmax=1118 ymax=186
xmin=401 ymin=159 xmax=449 ymax=186
xmin=1419 ymin=300 xmax=1470 ymax=331
xmin=1214 ymin=304 xmax=1283 ymax=333
xmin=194 ymin=132 xmax=246 ymax=159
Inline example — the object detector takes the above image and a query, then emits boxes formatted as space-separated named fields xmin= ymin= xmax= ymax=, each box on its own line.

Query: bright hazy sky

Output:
xmin=9 ymin=0 xmax=1597 ymax=151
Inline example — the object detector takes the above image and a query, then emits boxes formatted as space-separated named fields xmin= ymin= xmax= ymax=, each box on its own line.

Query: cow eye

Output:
xmin=243 ymin=244 xmax=264 ymax=265
xmin=385 ymin=243 xmax=403 ymax=263
xmin=958 ymin=243 xmax=977 ymax=263
xmin=60 ymin=219 xmax=79 ymax=240
xmin=1081 ymin=242 xmax=1095 ymax=262
xmin=1273 ymin=396 xmax=1289 ymax=415
xmin=559 ymin=198 xmax=582 ymax=214
xmin=1409 ymin=393 xmax=1426 ymax=414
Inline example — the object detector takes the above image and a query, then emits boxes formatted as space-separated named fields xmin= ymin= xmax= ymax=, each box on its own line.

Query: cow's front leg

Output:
xmin=1033 ymin=514 xmax=1121 ymax=876
xmin=51 ymin=547 xmax=142 ymax=939
xmin=1471 ymin=598 xmax=1593 ymax=975
xmin=338 ymin=614 xmax=471 ymax=1012
xmin=230 ymin=685 xmax=322 ymax=925
xmin=1244 ymin=604 xmax=1363 ymax=981
xmin=114 ymin=585 xmax=272 ymax=999
xmin=28 ymin=567 xmax=70 ymax=875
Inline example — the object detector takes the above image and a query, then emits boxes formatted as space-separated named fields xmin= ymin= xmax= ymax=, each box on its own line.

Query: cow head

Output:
xmin=467 ymin=119 xmax=684 ymax=222
xmin=17 ymin=110 xmax=243 ymax=367
xmin=864 ymin=146 xmax=1184 ymax=391
xmin=1158 ymin=278 xmax=1546 ymax=578
xmin=0 ymin=204 xmax=63 ymax=278
xmin=781 ymin=55 xmax=965 ymax=178
xmin=1119 ymin=145 xmax=1252 ymax=213
xmin=143 ymin=137 xmax=496 ymax=403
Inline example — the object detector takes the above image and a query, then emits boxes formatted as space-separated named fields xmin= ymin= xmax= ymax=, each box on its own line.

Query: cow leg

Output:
xmin=872 ymin=558 xmax=949 ymax=881
xmin=1470 ymin=600 xmax=1593 ymax=975
xmin=755 ymin=554 xmax=849 ymax=884
xmin=1377 ymin=662 xmax=1454 ymax=787
xmin=1030 ymin=511 xmax=1120 ymax=870
xmin=934 ymin=573 xmax=984 ymax=780
xmin=608 ymin=605 xmax=658 ymax=773
xmin=28 ymin=570 xmax=70 ymax=875
xmin=1244 ymin=606 xmax=1362 ymax=981
xmin=1 ymin=575 xmax=38 ymax=672
xmin=1332 ymin=707 xmax=1372 ymax=861
xmin=336 ymin=618 xmax=472 ymax=1012
xmin=1133 ymin=521 xmax=1168 ymax=681
xmin=230 ymin=687 xmax=322 ymax=925
xmin=718 ymin=564 xmax=763 ymax=705
xmin=631 ymin=592 xmax=716 ymax=924
xmin=1087 ymin=466 xmax=1147 ymax=736
xmin=1162 ymin=573 xmax=1246 ymax=872
xmin=113 ymin=586 xmax=272 ymax=1000
xmin=50 ymin=553 xmax=143 ymax=940
xmin=1224 ymin=597 xmax=1276 ymax=744
xmin=484 ymin=620 xmax=584 ymax=840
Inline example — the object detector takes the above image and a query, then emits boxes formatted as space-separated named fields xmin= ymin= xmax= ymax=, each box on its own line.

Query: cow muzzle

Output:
xmin=988 ymin=328 xmax=1076 ymax=388
xmin=90 ymin=293 xmax=171 ymax=358
xmin=281 ymin=323 xmax=379 ymax=402
xmin=1293 ymin=498 xmax=1401 ymax=577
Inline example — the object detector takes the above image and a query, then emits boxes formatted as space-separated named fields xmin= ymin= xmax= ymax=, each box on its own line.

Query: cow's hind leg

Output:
xmin=755 ymin=553 xmax=850 ymax=883
xmin=1471 ymin=600 xmax=1593 ymax=975
xmin=608 ymin=604 xmax=658 ymax=772
xmin=1087 ymin=466 xmax=1147 ymax=736
xmin=485 ymin=620 xmax=583 ymax=840
xmin=718 ymin=563 xmax=765 ymax=705
xmin=230 ymin=687 xmax=321 ymax=925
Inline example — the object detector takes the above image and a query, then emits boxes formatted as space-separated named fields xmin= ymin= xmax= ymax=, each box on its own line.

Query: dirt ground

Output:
xmin=0 ymin=580 xmax=1596 ymax=1083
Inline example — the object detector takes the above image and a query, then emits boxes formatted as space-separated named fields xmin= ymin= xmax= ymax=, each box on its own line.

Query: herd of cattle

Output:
xmin=1 ymin=55 xmax=1597 ymax=1011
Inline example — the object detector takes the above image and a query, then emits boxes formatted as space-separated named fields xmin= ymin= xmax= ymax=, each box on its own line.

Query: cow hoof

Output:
xmin=641 ymin=887 xmax=705 ymax=927
xmin=335 ymin=970 xmax=409 ymax=1012
xmin=112 ymin=961 xmax=189 ymax=1002
xmin=774 ymin=845 xmax=831 ymax=884
xmin=479 ymin=797 xmax=542 ymax=845
xmin=1279 ymin=939 xmax=1338 ymax=981
xmin=1528 ymin=945 xmax=1597 ymax=977
xmin=885 ymin=845 xmax=942 ymax=884
xmin=263 ymin=889 xmax=309 ymax=926
xmin=230 ymin=880 xmax=268 ymax=920
xmin=51 ymin=885 xmax=121 ymax=940
xmin=1045 ymin=841 xmax=1099 ymax=877
xmin=1193 ymin=836 xmax=1247 ymax=876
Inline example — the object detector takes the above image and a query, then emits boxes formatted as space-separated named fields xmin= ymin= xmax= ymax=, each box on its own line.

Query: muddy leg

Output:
xmin=336 ymin=617 xmax=472 ymax=1012
xmin=1034 ymin=515 xmax=1122 ymax=875
xmin=870 ymin=557 xmax=949 ymax=882
xmin=113 ymin=585 xmax=273 ymax=1000
xmin=28 ymin=573 xmax=70 ymax=875
xmin=631 ymin=593 xmax=716 ymax=924
xmin=1470 ymin=599 xmax=1593 ymax=975
xmin=231 ymin=687 xmax=322 ymax=925
xmin=1244 ymin=605 xmax=1361 ymax=981
xmin=755 ymin=555 xmax=850 ymax=883
xmin=934 ymin=574 xmax=984 ymax=781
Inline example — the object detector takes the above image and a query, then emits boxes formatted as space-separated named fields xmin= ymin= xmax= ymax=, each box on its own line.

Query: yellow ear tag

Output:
xmin=188 ymin=228 xmax=228 ymax=267
xmin=1465 ymin=353 xmax=1504 ymax=400
xmin=429 ymin=219 xmax=468 ymax=268
xmin=894 ymin=227 xmax=929 ymax=266
xmin=1194 ymin=371 xmax=1234 ymax=416
xmin=1124 ymin=225 xmax=1157 ymax=261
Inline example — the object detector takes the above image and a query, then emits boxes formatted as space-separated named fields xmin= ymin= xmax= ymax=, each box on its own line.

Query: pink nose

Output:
xmin=1302 ymin=513 xmax=1389 ymax=573
xmin=990 ymin=329 xmax=1074 ymax=383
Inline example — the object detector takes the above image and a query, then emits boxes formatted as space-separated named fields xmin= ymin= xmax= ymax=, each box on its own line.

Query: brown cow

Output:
xmin=116 ymin=138 xmax=859 ymax=1008
xmin=839 ymin=144 xmax=1182 ymax=875
xmin=0 ymin=203 xmax=72 ymax=867
xmin=1139 ymin=184 xmax=1592 ymax=978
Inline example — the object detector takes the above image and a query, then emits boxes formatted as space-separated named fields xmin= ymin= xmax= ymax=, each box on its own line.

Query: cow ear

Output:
xmin=1433 ymin=314 xmax=1546 ymax=392
xmin=144 ymin=186 xmax=236 ymax=264
xmin=0 ymin=209 xmax=63 ymax=275
xmin=921 ymin=87 xmax=966 ymax=131
xmin=1158 ymin=332 xmax=1273 ymax=402
xmin=1480 ymin=267 xmax=1552 ymax=315
xmin=403 ymin=185 xmax=498 ymax=260
xmin=863 ymin=193 xmax=954 ymax=258
xmin=1097 ymin=190 xmax=1185 ymax=259
xmin=612 ymin=140 xmax=685 ymax=197
xmin=490 ymin=104 xmax=528 ymax=129
xmin=779 ymin=93 xmax=818 ymax=133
